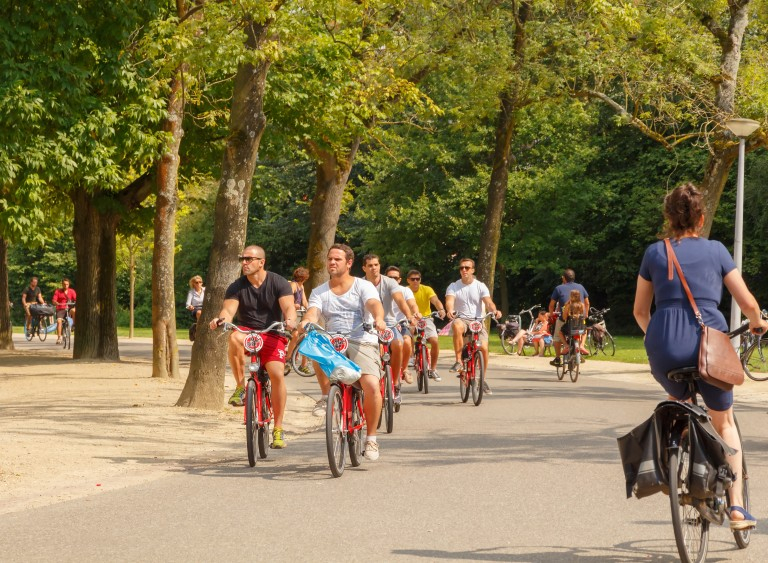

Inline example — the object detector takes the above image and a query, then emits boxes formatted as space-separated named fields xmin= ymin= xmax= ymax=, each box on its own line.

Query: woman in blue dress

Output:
xmin=633 ymin=182 xmax=767 ymax=530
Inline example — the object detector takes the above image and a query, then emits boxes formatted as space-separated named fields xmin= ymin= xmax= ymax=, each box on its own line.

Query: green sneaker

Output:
xmin=271 ymin=427 xmax=286 ymax=449
xmin=228 ymin=386 xmax=244 ymax=407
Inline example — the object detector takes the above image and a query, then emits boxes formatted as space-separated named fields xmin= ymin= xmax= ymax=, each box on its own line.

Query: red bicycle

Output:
xmin=455 ymin=312 xmax=495 ymax=406
xmin=413 ymin=312 xmax=441 ymax=394
xmin=377 ymin=326 xmax=397 ymax=432
xmin=220 ymin=321 xmax=288 ymax=467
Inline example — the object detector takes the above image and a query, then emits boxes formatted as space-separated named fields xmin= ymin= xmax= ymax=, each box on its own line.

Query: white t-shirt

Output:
xmin=308 ymin=278 xmax=380 ymax=344
xmin=392 ymin=286 xmax=414 ymax=323
xmin=367 ymin=275 xmax=403 ymax=325
xmin=446 ymin=278 xmax=490 ymax=319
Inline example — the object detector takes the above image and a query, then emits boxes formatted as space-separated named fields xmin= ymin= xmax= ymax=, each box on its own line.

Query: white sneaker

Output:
xmin=428 ymin=370 xmax=442 ymax=382
xmin=312 ymin=397 xmax=327 ymax=417
xmin=364 ymin=440 xmax=379 ymax=461
xmin=402 ymin=370 xmax=413 ymax=384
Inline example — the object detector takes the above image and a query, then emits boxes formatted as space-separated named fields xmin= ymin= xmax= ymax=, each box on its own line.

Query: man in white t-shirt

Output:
xmin=301 ymin=244 xmax=387 ymax=460
xmin=445 ymin=258 xmax=502 ymax=394
xmin=384 ymin=265 xmax=420 ymax=390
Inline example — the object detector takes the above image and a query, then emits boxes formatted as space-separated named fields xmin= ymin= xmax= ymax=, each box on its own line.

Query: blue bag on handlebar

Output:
xmin=297 ymin=330 xmax=361 ymax=384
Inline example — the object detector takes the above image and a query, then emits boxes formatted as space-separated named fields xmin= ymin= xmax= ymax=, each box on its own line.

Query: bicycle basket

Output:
xmin=568 ymin=316 xmax=585 ymax=334
xmin=29 ymin=304 xmax=54 ymax=317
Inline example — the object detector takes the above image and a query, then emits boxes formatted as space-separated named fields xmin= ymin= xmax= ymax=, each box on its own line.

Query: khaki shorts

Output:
xmin=450 ymin=319 xmax=488 ymax=345
xmin=554 ymin=318 xmax=565 ymax=343
xmin=421 ymin=317 xmax=438 ymax=340
xmin=347 ymin=341 xmax=383 ymax=380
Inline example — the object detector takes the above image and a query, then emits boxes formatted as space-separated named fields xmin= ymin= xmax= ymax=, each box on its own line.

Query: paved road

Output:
xmin=1 ymin=342 xmax=767 ymax=561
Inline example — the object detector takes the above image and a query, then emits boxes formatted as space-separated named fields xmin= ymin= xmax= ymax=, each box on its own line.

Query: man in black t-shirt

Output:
xmin=21 ymin=276 xmax=44 ymax=332
xmin=210 ymin=245 xmax=297 ymax=449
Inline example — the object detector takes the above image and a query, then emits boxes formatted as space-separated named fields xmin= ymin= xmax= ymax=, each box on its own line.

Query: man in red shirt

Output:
xmin=52 ymin=278 xmax=76 ymax=344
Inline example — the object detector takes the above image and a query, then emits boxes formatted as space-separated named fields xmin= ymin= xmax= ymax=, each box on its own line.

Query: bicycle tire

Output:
xmin=729 ymin=417 xmax=751 ymax=549
xmin=743 ymin=338 xmax=768 ymax=381
xmin=669 ymin=437 xmax=709 ymax=563
xmin=245 ymin=379 xmax=257 ymax=467
xmin=257 ymin=381 xmax=270 ymax=459
xmin=471 ymin=351 xmax=485 ymax=406
xmin=62 ymin=321 xmax=70 ymax=350
xmin=415 ymin=345 xmax=424 ymax=391
xmin=459 ymin=362 xmax=470 ymax=403
xmin=499 ymin=330 xmax=516 ymax=355
xmin=556 ymin=361 xmax=565 ymax=381
xmin=570 ymin=353 xmax=579 ymax=383
xmin=384 ymin=366 xmax=394 ymax=434
xmin=326 ymin=385 xmax=346 ymax=477
xmin=348 ymin=389 xmax=364 ymax=467
xmin=38 ymin=318 xmax=48 ymax=342
xmin=420 ymin=345 xmax=429 ymax=394
xmin=291 ymin=336 xmax=316 ymax=377
xmin=585 ymin=331 xmax=595 ymax=356
xmin=604 ymin=331 xmax=615 ymax=356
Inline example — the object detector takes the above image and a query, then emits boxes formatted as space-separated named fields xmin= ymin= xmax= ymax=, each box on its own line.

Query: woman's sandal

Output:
xmin=728 ymin=506 xmax=757 ymax=530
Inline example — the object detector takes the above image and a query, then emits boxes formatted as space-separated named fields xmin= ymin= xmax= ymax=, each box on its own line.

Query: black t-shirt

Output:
xmin=22 ymin=285 xmax=41 ymax=304
xmin=224 ymin=272 xmax=292 ymax=330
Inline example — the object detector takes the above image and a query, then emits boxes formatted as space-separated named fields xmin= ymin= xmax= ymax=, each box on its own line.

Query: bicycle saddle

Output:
xmin=667 ymin=366 xmax=699 ymax=383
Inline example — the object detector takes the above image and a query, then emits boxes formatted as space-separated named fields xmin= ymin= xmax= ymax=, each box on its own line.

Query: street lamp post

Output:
xmin=725 ymin=118 xmax=761 ymax=334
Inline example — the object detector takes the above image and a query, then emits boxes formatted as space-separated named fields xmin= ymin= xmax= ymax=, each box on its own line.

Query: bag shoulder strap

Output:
xmin=663 ymin=238 xmax=704 ymax=328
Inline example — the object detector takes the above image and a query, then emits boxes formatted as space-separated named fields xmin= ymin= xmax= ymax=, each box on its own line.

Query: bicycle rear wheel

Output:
xmin=586 ymin=331 xmax=596 ymax=356
xmin=743 ymin=339 xmax=768 ymax=381
xmin=604 ymin=331 xmax=616 ymax=356
xmin=556 ymin=361 xmax=565 ymax=381
xmin=471 ymin=352 xmax=485 ymax=406
xmin=349 ymin=389 xmax=364 ymax=467
xmin=570 ymin=354 xmax=579 ymax=383
xmin=257 ymin=380 xmax=271 ymax=459
xmin=245 ymin=379 xmax=257 ymax=467
xmin=669 ymin=436 xmax=709 ymax=563
xmin=729 ymin=417 xmax=751 ymax=549
xmin=326 ymin=385 xmax=346 ymax=477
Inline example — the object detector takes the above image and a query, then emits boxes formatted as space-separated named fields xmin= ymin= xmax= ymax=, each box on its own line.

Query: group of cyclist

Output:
xmin=20 ymin=275 xmax=76 ymax=345
xmin=210 ymin=244 xmax=503 ymax=461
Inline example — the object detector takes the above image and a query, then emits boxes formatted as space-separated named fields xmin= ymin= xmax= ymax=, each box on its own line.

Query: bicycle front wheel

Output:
xmin=729 ymin=417 xmax=751 ymax=549
xmin=62 ymin=321 xmax=71 ymax=350
xmin=570 ymin=354 xmax=579 ymax=383
xmin=291 ymin=337 xmax=316 ymax=377
xmin=419 ymin=346 xmax=429 ymax=394
xmin=326 ymin=385 xmax=346 ymax=477
xmin=669 ymin=438 xmax=709 ymax=563
xmin=586 ymin=332 xmax=596 ymax=356
xmin=38 ymin=318 xmax=48 ymax=341
xmin=604 ymin=331 xmax=615 ymax=356
xmin=556 ymin=361 xmax=565 ymax=381
xmin=257 ymin=381 xmax=271 ymax=459
xmin=384 ymin=366 xmax=394 ymax=434
xmin=743 ymin=339 xmax=768 ymax=381
xmin=471 ymin=352 xmax=485 ymax=406
xmin=459 ymin=361 xmax=470 ymax=403
xmin=245 ymin=379 xmax=257 ymax=467
xmin=348 ymin=389 xmax=364 ymax=467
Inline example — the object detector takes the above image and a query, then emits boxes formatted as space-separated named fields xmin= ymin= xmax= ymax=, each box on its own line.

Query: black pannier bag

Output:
xmin=498 ymin=315 xmax=520 ymax=338
xmin=29 ymin=303 xmax=55 ymax=317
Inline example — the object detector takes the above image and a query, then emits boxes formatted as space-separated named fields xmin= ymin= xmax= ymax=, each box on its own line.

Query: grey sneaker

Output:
xmin=312 ymin=396 xmax=327 ymax=417
xmin=482 ymin=380 xmax=492 ymax=395
xmin=364 ymin=440 xmax=379 ymax=461
xmin=394 ymin=386 xmax=402 ymax=405
xmin=449 ymin=361 xmax=462 ymax=372
xmin=428 ymin=370 xmax=442 ymax=382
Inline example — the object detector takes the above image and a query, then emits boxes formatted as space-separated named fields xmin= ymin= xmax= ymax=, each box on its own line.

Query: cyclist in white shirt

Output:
xmin=301 ymin=244 xmax=387 ymax=460
xmin=384 ymin=265 xmax=420 ymax=390
xmin=445 ymin=258 xmax=502 ymax=394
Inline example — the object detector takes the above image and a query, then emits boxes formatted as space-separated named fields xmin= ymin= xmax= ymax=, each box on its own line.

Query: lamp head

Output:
xmin=725 ymin=118 xmax=761 ymax=138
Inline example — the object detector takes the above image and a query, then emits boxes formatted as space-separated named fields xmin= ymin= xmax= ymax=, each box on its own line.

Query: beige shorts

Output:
xmin=554 ymin=318 xmax=565 ymax=343
xmin=421 ymin=317 xmax=438 ymax=340
xmin=450 ymin=319 xmax=488 ymax=345
xmin=347 ymin=341 xmax=383 ymax=380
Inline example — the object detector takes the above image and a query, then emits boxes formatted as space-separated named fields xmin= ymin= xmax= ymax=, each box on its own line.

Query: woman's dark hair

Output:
xmin=664 ymin=182 xmax=704 ymax=237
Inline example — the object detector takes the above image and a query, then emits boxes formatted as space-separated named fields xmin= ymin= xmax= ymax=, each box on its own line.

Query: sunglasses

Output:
xmin=238 ymin=256 xmax=263 ymax=264
xmin=459 ymin=266 xmax=472 ymax=271
xmin=408 ymin=277 xmax=421 ymax=281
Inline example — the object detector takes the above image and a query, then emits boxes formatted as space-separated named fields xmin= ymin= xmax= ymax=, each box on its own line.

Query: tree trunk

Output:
xmin=72 ymin=176 xmax=154 ymax=360
xmin=476 ymin=1 xmax=531 ymax=292
xmin=129 ymin=246 xmax=135 ymax=339
xmin=304 ymin=138 xmax=361 ymax=294
xmin=700 ymin=145 xmax=739 ymax=236
xmin=151 ymin=65 xmax=186 ymax=379
xmin=0 ymin=236 xmax=13 ymax=350
xmin=497 ymin=262 xmax=509 ymax=316
xmin=178 ymin=16 xmax=273 ymax=409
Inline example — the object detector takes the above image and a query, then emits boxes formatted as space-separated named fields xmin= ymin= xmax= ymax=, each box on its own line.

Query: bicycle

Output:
xmin=60 ymin=301 xmax=75 ymax=350
xmin=739 ymin=309 xmax=767 ymax=381
xmin=660 ymin=323 xmax=754 ymax=562
xmin=376 ymin=326 xmax=397 ymax=432
xmin=26 ymin=304 xmax=55 ymax=342
xmin=585 ymin=307 xmax=615 ymax=356
xmin=456 ymin=312 xmax=495 ymax=406
xmin=302 ymin=322 xmax=372 ymax=478
xmin=556 ymin=315 xmax=586 ymax=383
xmin=413 ymin=312 xmax=441 ymax=394
xmin=218 ymin=320 xmax=289 ymax=467
xmin=286 ymin=309 xmax=316 ymax=377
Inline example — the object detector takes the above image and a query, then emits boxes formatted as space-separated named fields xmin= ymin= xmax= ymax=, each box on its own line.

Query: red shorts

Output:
xmin=238 ymin=327 xmax=288 ymax=364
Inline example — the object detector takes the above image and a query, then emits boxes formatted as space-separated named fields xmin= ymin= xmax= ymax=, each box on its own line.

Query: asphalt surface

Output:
xmin=2 ymin=339 xmax=768 ymax=562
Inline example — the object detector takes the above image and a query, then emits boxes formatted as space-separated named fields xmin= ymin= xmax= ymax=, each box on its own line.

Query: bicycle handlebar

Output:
xmin=453 ymin=311 xmax=499 ymax=324
xmin=518 ymin=304 xmax=541 ymax=316
xmin=220 ymin=321 xmax=290 ymax=338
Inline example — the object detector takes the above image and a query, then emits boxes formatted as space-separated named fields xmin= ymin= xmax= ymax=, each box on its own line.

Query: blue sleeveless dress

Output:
xmin=639 ymin=237 xmax=736 ymax=410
